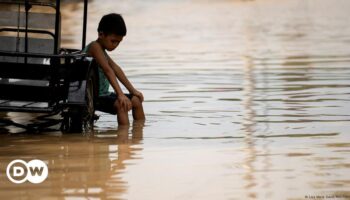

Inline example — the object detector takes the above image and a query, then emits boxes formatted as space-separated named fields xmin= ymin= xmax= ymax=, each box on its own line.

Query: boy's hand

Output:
xmin=132 ymin=90 xmax=144 ymax=102
xmin=118 ymin=94 xmax=132 ymax=111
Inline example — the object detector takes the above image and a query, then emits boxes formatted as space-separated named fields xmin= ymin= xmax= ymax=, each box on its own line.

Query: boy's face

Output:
xmin=99 ymin=33 xmax=124 ymax=51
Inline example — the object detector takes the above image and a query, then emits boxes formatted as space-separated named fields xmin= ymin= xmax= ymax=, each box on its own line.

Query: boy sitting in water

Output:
xmin=84 ymin=13 xmax=145 ymax=125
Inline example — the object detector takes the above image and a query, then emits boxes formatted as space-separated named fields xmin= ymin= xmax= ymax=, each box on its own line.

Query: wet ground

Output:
xmin=1 ymin=0 xmax=350 ymax=199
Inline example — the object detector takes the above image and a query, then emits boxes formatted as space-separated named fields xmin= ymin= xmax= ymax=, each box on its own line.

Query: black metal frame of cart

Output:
xmin=0 ymin=0 xmax=98 ymax=133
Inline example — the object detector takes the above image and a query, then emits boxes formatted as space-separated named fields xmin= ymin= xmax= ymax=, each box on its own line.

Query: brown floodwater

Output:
xmin=1 ymin=0 xmax=350 ymax=199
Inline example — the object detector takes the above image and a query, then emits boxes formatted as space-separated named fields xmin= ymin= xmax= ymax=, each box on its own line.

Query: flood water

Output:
xmin=1 ymin=0 xmax=350 ymax=199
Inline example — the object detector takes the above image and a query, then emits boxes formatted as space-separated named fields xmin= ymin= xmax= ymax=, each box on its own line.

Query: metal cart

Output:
xmin=0 ymin=0 xmax=98 ymax=133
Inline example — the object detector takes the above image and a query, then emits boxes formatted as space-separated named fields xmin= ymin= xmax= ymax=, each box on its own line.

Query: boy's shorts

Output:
xmin=95 ymin=93 xmax=133 ymax=114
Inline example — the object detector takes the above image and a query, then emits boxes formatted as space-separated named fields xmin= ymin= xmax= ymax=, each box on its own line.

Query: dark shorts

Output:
xmin=96 ymin=93 xmax=133 ymax=114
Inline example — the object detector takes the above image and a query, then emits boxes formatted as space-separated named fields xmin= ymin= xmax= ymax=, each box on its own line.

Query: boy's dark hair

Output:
xmin=98 ymin=13 xmax=127 ymax=36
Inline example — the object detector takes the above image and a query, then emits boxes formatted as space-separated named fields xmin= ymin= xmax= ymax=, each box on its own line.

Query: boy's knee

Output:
xmin=114 ymin=99 xmax=133 ymax=113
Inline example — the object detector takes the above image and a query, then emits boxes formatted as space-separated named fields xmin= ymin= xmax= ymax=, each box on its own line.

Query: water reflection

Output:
xmin=1 ymin=0 xmax=350 ymax=199
xmin=0 ymin=122 xmax=144 ymax=199
xmin=0 ymin=112 xmax=61 ymax=134
xmin=242 ymin=55 xmax=258 ymax=199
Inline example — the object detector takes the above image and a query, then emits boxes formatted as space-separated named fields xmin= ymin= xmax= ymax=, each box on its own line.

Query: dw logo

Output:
xmin=6 ymin=159 xmax=48 ymax=184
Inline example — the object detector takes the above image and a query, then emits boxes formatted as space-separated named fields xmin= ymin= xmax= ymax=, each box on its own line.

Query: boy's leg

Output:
xmin=96 ymin=93 xmax=130 ymax=126
xmin=131 ymin=96 xmax=145 ymax=120
xmin=114 ymin=100 xmax=130 ymax=125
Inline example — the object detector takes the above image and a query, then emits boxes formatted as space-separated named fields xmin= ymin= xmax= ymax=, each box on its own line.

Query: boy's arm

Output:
xmin=107 ymin=55 xmax=144 ymax=102
xmin=88 ymin=42 xmax=131 ymax=110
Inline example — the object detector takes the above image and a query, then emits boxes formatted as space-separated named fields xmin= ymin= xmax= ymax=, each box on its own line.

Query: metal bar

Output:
xmin=0 ymin=106 xmax=55 ymax=113
xmin=54 ymin=0 xmax=60 ymax=55
xmin=16 ymin=3 xmax=20 ymax=53
xmin=24 ymin=0 xmax=31 ymax=63
xmin=82 ymin=0 xmax=88 ymax=50
xmin=0 ymin=50 xmax=87 ymax=59
xmin=22 ymin=101 xmax=40 ymax=107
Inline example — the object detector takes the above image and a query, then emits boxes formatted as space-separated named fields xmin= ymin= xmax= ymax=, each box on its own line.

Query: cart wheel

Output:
xmin=61 ymin=109 xmax=84 ymax=133
xmin=61 ymin=68 xmax=97 ymax=133
xmin=82 ymin=72 xmax=96 ymax=131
